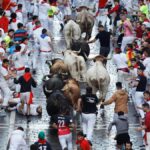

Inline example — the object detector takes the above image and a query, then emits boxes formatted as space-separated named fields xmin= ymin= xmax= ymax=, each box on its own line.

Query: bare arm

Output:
xmin=52 ymin=123 xmax=58 ymax=129
xmin=102 ymin=94 xmax=116 ymax=105
xmin=87 ymin=38 xmax=97 ymax=44
xmin=76 ymin=98 xmax=82 ymax=112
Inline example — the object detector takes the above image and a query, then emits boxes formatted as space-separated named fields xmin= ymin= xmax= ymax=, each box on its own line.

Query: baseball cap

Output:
xmin=38 ymin=131 xmax=45 ymax=140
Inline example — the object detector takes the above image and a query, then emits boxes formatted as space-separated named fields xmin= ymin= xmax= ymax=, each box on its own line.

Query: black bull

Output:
xmin=43 ymin=74 xmax=71 ymax=116
xmin=46 ymin=90 xmax=71 ymax=116
xmin=70 ymin=40 xmax=90 ymax=61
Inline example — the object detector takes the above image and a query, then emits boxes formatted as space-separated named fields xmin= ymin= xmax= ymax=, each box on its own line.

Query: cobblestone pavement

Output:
xmin=0 ymin=12 xmax=144 ymax=150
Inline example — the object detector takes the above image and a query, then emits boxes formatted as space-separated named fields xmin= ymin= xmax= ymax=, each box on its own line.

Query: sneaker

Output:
xmin=0 ymin=109 xmax=6 ymax=117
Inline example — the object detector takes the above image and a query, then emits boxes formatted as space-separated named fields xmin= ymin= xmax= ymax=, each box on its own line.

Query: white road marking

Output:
xmin=5 ymin=111 xmax=16 ymax=150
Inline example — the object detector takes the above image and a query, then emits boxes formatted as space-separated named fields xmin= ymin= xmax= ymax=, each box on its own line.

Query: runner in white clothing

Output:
xmin=7 ymin=127 xmax=27 ymax=150
xmin=38 ymin=28 xmax=53 ymax=75
xmin=10 ymin=45 xmax=26 ymax=92
xmin=17 ymin=103 xmax=42 ymax=116
xmin=0 ymin=41 xmax=7 ymax=65
xmin=113 ymin=47 xmax=129 ymax=90
xmin=38 ymin=0 xmax=51 ymax=29
xmin=16 ymin=4 xmax=23 ymax=24
xmin=9 ymin=13 xmax=21 ymax=31
xmin=20 ymin=38 xmax=31 ymax=67
xmin=0 ymin=59 xmax=16 ymax=107
xmin=32 ymin=21 xmax=44 ymax=73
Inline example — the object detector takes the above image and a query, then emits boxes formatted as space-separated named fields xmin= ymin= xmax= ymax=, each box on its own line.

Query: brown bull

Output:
xmin=63 ymin=79 xmax=80 ymax=109
xmin=50 ymin=59 xmax=69 ymax=75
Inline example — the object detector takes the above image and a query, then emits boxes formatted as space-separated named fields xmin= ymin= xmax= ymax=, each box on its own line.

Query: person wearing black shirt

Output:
xmin=77 ymin=86 xmax=98 ymax=142
xmin=88 ymin=25 xmax=111 ymax=58
xmin=132 ymin=66 xmax=147 ymax=118
xmin=14 ymin=68 xmax=37 ymax=116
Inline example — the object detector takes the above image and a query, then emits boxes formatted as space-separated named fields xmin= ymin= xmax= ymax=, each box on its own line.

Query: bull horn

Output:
xmin=44 ymin=87 xmax=53 ymax=93
xmin=86 ymin=56 xmax=95 ymax=60
xmin=72 ymin=48 xmax=81 ymax=54
xmin=106 ymin=57 xmax=112 ymax=60
xmin=76 ymin=19 xmax=80 ymax=23
xmin=61 ymin=72 xmax=68 ymax=75
xmin=56 ymin=50 xmax=66 ymax=54
xmin=102 ymin=56 xmax=112 ymax=60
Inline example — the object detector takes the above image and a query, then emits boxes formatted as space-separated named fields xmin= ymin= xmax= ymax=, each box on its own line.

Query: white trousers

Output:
xmin=121 ymin=36 xmax=135 ymax=52
xmin=117 ymin=70 xmax=129 ymax=91
xmin=134 ymin=91 xmax=145 ymax=118
xmin=40 ymin=52 xmax=52 ymax=75
xmin=81 ymin=113 xmax=96 ymax=141
xmin=0 ymin=82 xmax=12 ymax=106
xmin=146 ymin=132 xmax=150 ymax=150
xmin=58 ymin=133 xmax=72 ymax=150
xmin=20 ymin=92 xmax=30 ymax=104
xmin=40 ymin=18 xmax=49 ymax=30
xmin=32 ymin=43 xmax=40 ymax=70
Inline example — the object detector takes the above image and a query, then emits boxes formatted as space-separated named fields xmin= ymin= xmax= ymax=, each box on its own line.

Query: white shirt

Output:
xmin=11 ymin=51 xmax=25 ymax=69
xmin=9 ymin=130 xmax=27 ymax=150
xmin=16 ymin=11 xmax=23 ymax=23
xmin=9 ymin=20 xmax=21 ymax=31
xmin=38 ymin=2 xmax=51 ymax=20
xmin=0 ymin=28 xmax=5 ymax=43
xmin=33 ymin=26 xmax=44 ymax=42
xmin=20 ymin=43 xmax=30 ymax=54
xmin=0 ymin=47 xmax=5 ymax=57
xmin=0 ymin=65 xmax=8 ymax=77
xmin=144 ymin=63 xmax=150 ymax=79
xmin=143 ymin=57 xmax=150 ymax=68
xmin=38 ymin=35 xmax=52 ymax=52
xmin=26 ymin=21 xmax=35 ymax=35
xmin=113 ymin=53 xmax=128 ymax=69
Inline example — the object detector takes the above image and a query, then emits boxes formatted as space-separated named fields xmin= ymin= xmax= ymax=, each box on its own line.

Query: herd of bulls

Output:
xmin=42 ymin=7 xmax=110 ymax=118
xmin=43 ymin=53 xmax=110 ymax=117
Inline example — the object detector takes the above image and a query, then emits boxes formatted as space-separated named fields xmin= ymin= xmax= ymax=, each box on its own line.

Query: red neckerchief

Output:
xmin=32 ymin=20 xmax=36 ymax=25
xmin=127 ymin=48 xmax=133 ymax=60
xmin=16 ymin=93 xmax=20 ymax=98
xmin=16 ymin=9 xmax=22 ymax=13
xmin=144 ymin=19 xmax=149 ymax=22
xmin=14 ymin=49 xmax=20 ymax=52
xmin=2 ymin=64 xmax=8 ymax=71
xmin=41 ymin=0 xmax=47 ymax=4
xmin=38 ymin=139 xmax=46 ymax=144
xmin=23 ymin=72 xmax=31 ymax=82
xmin=33 ymin=25 xmax=41 ymax=31
xmin=134 ymin=63 xmax=138 ymax=68
xmin=146 ymin=98 xmax=150 ymax=101
xmin=12 ymin=19 xmax=17 ymax=22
